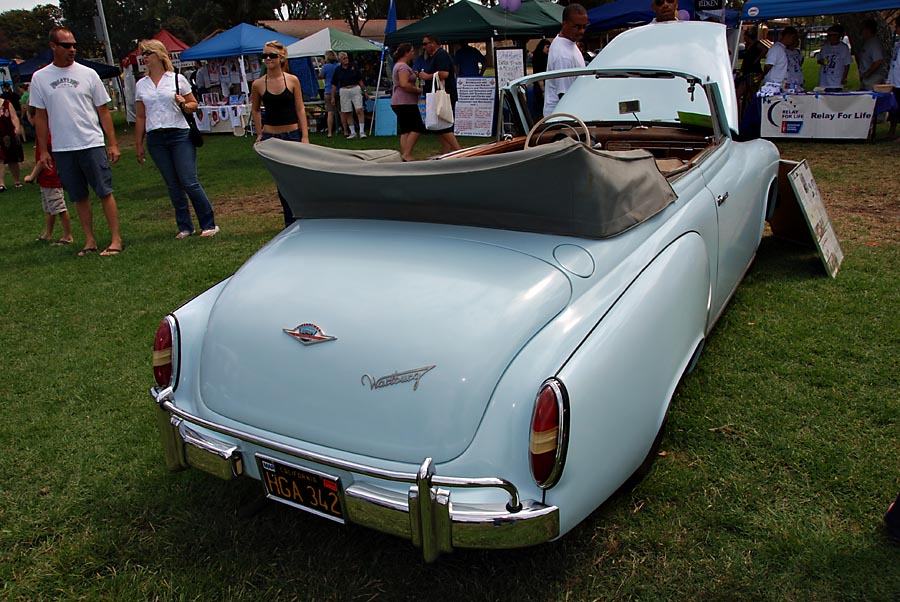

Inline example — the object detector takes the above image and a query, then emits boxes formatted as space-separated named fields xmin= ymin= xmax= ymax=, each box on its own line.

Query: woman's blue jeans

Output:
xmin=146 ymin=128 xmax=216 ymax=233
xmin=261 ymin=129 xmax=301 ymax=227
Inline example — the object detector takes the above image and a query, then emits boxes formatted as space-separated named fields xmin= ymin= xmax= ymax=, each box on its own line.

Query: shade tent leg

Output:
xmin=370 ymin=48 xmax=387 ymax=137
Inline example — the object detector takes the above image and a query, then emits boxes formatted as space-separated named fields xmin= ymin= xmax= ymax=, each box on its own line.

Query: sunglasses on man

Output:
xmin=55 ymin=41 xmax=77 ymax=49
xmin=654 ymin=0 xmax=676 ymax=5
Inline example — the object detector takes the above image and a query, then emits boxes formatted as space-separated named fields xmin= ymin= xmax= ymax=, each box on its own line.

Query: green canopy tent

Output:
xmin=384 ymin=0 xmax=545 ymax=45
xmin=286 ymin=28 xmax=383 ymax=58
xmin=491 ymin=0 xmax=563 ymax=38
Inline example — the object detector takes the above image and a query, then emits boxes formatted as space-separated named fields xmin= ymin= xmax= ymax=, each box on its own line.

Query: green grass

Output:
xmin=1 ymin=115 xmax=899 ymax=601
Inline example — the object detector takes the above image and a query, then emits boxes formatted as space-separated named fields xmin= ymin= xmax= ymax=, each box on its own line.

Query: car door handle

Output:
xmin=716 ymin=192 xmax=729 ymax=206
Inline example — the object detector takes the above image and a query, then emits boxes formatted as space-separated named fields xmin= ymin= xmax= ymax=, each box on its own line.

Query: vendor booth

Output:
xmin=287 ymin=28 xmax=385 ymax=134
xmin=741 ymin=0 xmax=900 ymax=140
xmin=180 ymin=23 xmax=299 ymax=135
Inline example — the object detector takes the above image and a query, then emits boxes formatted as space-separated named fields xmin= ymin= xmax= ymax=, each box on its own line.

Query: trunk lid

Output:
xmin=196 ymin=223 xmax=571 ymax=463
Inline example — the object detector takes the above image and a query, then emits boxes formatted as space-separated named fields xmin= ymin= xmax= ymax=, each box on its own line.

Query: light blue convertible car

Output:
xmin=151 ymin=22 xmax=780 ymax=561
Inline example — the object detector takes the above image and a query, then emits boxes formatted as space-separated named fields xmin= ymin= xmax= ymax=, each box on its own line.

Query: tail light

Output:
xmin=153 ymin=316 xmax=177 ymax=387
xmin=529 ymin=378 xmax=569 ymax=489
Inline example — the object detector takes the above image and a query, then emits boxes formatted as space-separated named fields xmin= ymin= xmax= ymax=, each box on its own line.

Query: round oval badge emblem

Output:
xmin=747 ymin=7 xmax=759 ymax=17
xmin=283 ymin=323 xmax=336 ymax=346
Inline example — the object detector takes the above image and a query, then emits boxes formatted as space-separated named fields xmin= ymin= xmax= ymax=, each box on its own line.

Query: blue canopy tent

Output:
xmin=17 ymin=51 xmax=120 ymax=82
xmin=180 ymin=23 xmax=298 ymax=61
xmin=587 ymin=0 xmax=741 ymax=32
xmin=0 ymin=58 xmax=17 ymax=85
xmin=586 ymin=0 xmax=695 ymax=32
xmin=743 ymin=0 xmax=900 ymax=19
xmin=179 ymin=23 xmax=317 ymax=100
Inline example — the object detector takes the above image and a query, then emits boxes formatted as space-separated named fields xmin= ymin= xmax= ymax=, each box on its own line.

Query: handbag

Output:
xmin=176 ymin=74 xmax=203 ymax=147
xmin=425 ymin=74 xmax=454 ymax=131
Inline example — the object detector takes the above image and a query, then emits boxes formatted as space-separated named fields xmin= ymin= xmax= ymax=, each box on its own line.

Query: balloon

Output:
xmin=498 ymin=0 xmax=508 ymax=8
xmin=678 ymin=9 xmax=690 ymax=21
xmin=506 ymin=0 xmax=521 ymax=11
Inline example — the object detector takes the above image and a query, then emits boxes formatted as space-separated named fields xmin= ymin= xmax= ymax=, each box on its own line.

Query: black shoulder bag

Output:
xmin=176 ymin=74 xmax=203 ymax=148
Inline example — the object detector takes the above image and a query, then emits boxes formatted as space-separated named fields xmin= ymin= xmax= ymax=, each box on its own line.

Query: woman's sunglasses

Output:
xmin=260 ymin=53 xmax=281 ymax=60
xmin=140 ymin=50 xmax=153 ymax=57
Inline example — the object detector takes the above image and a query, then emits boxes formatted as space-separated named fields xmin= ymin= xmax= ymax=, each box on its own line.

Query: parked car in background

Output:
xmin=151 ymin=22 xmax=780 ymax=561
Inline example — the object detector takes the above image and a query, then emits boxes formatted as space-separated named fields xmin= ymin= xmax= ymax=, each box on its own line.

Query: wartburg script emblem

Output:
xmin=283 ymin=323 xmax=336 ymax=346
xmin=361 ymin=365 xmax=436 ymax=392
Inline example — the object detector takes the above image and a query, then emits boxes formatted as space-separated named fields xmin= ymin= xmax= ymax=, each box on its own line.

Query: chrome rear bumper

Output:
xmin=151 ymin=386 xmax=559 ymax=561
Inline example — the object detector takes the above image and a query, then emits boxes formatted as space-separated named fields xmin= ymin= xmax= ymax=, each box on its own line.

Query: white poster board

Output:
xmin=455 ymin=77 xmax=495 ymax=137
xmin=495 ymin=48 xmax=525 ymax=90
xmin=761 ymin=93 xmax=876 ymax=139
xmin=787 ymin=160 xmax=844 ymax=278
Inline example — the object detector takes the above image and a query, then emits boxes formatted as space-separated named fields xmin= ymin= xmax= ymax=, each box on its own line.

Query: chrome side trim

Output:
xmin=151 ymin=386 xmax=523 ymax=510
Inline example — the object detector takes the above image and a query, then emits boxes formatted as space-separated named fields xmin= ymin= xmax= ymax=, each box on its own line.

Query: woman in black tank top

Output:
xmin=251 ymin=40 xmax=310 ymax=226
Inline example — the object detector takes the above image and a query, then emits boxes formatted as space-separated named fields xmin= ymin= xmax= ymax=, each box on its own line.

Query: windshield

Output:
xmin=505 ymin=69 xmax=718 ymax=135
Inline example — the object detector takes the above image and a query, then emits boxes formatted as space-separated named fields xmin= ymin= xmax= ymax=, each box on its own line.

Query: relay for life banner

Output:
xmin=761 ymin=93 xmax=876 ymax=139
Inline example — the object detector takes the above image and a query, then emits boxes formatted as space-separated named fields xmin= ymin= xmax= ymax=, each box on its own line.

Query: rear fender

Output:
xmin=546 ymin=232 xmax=711 ymax=535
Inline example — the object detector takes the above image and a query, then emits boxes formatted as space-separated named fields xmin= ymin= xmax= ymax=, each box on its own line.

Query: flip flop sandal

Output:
xmin=14 ymin=183 xmax=22 ymax=188
xmin=100 ymin=247 xmax=122 ymax=256
xmin=51 ymin=239 xmax=72 ymax=246
xmin=77 ymin=247 xmax=98 ymax=257
xmin=0 ymin=186 xmax=6 ymax=192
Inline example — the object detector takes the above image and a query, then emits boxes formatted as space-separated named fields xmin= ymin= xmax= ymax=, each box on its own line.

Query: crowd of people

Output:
xmin=8 ymin=5 xmax=900 ymax=258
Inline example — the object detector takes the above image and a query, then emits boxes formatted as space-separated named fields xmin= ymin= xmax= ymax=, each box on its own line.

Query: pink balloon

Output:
xmin=678 ymin=9 xmax=690 ymax=21
xmin=498 ymin=0 xmax=508 ymax=8
xmin=507 ymin=0 xmax=522 ymax=11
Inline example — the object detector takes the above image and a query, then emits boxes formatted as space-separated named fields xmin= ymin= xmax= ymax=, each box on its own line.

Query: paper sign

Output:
xmin=495 ymin=48 xmax=525 ymax=90
xmin=455 ymin=77 xmax=495 ymax=137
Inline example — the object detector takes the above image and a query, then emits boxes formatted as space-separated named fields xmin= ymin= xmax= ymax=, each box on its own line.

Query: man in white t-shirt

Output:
xmin=817 ymin=25 xmax=852 ymax=89
xmin=856 ymin=19 xmax=886 ymax=91
xmin=543 ymin=3 xmax=588 ymax=116
xmin=29 ymin=27 xmax=122 ymax=256
xmin=763 ymin=27 xmax=798 ymax=86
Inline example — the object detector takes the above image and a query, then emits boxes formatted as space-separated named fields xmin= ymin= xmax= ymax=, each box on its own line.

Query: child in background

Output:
xmin=26 ymin=131 xmax=72 ymax=245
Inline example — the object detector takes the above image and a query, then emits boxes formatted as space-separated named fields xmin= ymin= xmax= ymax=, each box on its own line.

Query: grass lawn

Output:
xmin=1 ymin=113 xmax=899 ymax=601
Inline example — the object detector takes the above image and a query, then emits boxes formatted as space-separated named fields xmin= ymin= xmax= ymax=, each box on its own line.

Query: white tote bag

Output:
xmin=425 ymin=75 xmax=454 ymax=130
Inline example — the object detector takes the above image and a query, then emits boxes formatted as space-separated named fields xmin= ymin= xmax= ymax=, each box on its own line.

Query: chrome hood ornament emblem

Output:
xmin=283 ymin=323 xmax=336 ymax=346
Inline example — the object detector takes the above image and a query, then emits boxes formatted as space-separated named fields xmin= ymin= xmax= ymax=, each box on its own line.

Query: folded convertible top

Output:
xmin=255 ymin=137 xmax=677 ymax=239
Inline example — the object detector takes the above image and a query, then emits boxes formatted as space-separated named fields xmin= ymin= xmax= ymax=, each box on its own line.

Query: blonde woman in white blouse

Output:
xmin=134 ymin=39 xmax=218 ymax=238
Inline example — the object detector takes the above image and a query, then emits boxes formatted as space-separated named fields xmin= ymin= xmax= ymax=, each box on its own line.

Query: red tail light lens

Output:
xmin=152 ymin=316 xmax=175 ymax=387
xmin=529 ymin=379 xmax=568 ymax=489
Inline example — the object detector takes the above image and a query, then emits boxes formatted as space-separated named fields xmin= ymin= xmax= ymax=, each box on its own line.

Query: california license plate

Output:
xmin=256 ymin=455 xmax=345 ymax=523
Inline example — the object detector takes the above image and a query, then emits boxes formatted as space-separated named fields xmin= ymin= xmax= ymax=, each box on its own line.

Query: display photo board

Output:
xmin=771 ymin=159 xmax=844 ymax=278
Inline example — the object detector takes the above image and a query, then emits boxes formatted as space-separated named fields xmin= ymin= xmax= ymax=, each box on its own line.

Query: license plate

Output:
xmin=256 ymin=455 xmax=345 ymax=523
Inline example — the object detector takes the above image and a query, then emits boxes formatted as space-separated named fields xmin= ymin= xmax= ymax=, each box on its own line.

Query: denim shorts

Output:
xmin=261 ymin=130 xmax=302 ymax=142
xmin=53 ymin=146 xmax=113 ymax=201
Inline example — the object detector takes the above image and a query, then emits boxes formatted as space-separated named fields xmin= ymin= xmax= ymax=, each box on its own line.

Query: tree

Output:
xmin=0 ymin=5 xmax=63 ymax=58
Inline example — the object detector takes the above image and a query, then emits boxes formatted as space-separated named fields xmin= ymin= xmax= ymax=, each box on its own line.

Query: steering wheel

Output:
xmin=524 ymin=112 xmax=592 ymax=149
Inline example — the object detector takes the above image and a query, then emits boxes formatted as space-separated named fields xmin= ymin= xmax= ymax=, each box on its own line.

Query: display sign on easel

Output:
xmin=494 ymin=48 xmax=525 ymax=90
xmin=455 ymin=77 xmax=495 ymax=137
xmin=770 ymin=159 xmax=844 ymax=278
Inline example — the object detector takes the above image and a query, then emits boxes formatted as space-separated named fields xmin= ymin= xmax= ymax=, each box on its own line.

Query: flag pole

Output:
xmin=370 ymin=0 xmax=398 ymax=136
